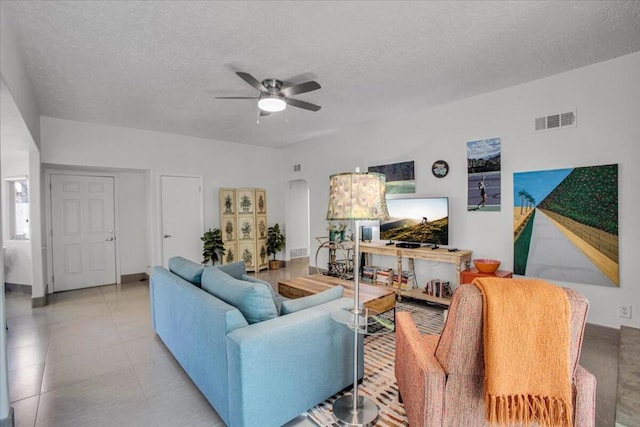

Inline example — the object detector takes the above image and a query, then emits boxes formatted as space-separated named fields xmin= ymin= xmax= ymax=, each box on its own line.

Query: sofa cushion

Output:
xmin=280 ymin=285 xmax=344 ymax=315
xmin=168 ymin=256 xmax=204 ymax=286
xmin=215 ymin=261 xmax=246 ymax=280
xmin=202 ymin=267 xmax=278 ymax=324
xmin=241 ymin=274 xmax=286 ymax=313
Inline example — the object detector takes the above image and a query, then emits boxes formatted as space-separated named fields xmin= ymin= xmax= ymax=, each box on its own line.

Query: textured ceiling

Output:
xmin=3 ymin=1 xmax=640 ymax=148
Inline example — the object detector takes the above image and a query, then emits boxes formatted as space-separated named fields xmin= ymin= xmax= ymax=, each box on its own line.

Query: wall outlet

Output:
xmin=619 ymin=304 xmax=632 ymax=319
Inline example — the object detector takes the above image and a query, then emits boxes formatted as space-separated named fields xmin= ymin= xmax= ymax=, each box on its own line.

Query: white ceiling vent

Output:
xmin=534 ymin=110 xmax=577 ymax=132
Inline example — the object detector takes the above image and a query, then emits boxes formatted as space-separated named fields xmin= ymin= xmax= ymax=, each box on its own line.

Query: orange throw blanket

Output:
xmin=473 ymin=278 xmax=573 ymax=427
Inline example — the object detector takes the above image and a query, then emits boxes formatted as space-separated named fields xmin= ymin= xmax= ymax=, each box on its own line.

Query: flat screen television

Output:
xmin=380 ymin=197 xmax=449 ymax=246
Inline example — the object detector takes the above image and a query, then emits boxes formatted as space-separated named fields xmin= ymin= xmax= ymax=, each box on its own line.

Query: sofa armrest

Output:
xmin=225 ymin=297 xmax=362 ymax=427
xmin=150 ymin=266 xmax=248 ymax=425
xmin=395 ymin=311 xmax=445 ymax=427
xmin=573 ymin=364 xmax=596 ymax=427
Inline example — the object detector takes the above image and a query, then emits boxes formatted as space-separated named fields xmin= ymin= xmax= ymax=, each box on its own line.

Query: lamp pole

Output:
xmin=329 ymin=169 xmax=387 ymax=427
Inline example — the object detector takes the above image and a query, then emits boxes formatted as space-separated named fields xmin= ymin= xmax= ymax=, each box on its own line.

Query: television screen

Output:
xmin=380 ymin=197 xmax=449 ymax=246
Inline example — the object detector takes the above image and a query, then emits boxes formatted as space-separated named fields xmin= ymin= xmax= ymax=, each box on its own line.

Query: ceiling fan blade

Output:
xmin=280 ymin=81 xmax=321 ymax=98
xmin=285 ymin=98 xmax=322 ymax=112
xmin=236 ymin=72 xmax=267 ymax=92
xmin=214 ymin=96 xmax=257 ymax=99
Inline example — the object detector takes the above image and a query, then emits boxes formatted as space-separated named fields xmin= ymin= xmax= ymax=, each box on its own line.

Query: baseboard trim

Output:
xmin=4 ymin=283 xmax=31 ymax=294
xmin=31 ymin=293 xmax=48 ymax=308
xmin=584 ymin=322 xmax=620 ymax=342
xmin=121 ymin=273 xmax=149 ymax=283
xmin=31 ymin=283 xmax=49 ymax=308
xmin=0 ymin=407 xmax=14 ymax=427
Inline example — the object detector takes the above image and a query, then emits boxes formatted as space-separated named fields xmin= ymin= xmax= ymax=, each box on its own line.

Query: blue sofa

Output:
xmin=150 ymin=257 xmax=362 ymax=426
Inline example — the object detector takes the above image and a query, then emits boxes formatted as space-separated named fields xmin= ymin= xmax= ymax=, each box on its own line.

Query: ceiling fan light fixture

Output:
xmin=258 ymin=94 xmax=286 ymax=112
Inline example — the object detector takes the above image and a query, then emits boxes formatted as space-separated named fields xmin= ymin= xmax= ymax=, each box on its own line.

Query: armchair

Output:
xmin=395 ymin=283 xmax=596 ymax=426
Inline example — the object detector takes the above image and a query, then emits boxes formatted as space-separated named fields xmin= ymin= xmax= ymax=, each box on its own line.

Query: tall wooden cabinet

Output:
xmin=219 ymin=188 xmax=268 ymax=272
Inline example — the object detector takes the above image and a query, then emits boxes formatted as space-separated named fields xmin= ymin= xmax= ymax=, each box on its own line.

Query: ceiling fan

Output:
xmin=216 ymin=72 xmax=321 ymax=115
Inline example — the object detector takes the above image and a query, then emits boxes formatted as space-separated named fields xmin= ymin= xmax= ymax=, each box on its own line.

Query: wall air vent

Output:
xmin=293 ymin=164 xmax=301 ymax=172
xmin=290 ymin=248 xmax=308 ymax=258
xmin=534 ymin=110 xmax=576 ymax=132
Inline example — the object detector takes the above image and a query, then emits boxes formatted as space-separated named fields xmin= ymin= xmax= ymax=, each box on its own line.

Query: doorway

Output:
xmin=50 ymin=174 xmax=116 ymax=291
xmin=160 ymin=175 xmax=203 ymax=266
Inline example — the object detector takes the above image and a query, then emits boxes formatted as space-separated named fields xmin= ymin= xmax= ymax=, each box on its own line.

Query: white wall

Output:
xmin=0 ymin=7 xmax=39 ymax=416
xmin=283 ymin=52 xmax=640 ymax=329
xmin=117 ymin=172 xmax=148 ymax=275
xmin=40 ymin=118 xmax=284 ymax=274
xmin=285 ymin=179 xmax=310 ymax=259
xmin=28 ymin=150 xmax=45 ymax=297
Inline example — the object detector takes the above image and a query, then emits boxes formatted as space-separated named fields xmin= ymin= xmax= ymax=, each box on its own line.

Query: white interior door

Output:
xmin=51 ymin=174 xmax=116 ymax=291
xmin=161 ymin=175 xmax=202 ymax=266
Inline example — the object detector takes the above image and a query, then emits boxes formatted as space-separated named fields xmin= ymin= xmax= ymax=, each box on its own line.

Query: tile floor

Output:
xmin=4 ymin=259 xmax=621 ymax=426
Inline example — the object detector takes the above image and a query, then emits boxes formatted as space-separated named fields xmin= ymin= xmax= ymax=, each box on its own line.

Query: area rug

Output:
xmin=306 ymin=302 xmax=445 ymax=426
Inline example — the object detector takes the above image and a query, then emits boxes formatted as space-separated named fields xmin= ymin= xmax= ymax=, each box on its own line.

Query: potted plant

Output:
xmin=327 ymin=221 xmax=339 ymax=241
xmin=337 ymin=220 xmax=348 ymax=241
xmin=266 ymin=223 xmax=285 ymax=270
xmin=201 ymin=228 xmax=225 ymax=265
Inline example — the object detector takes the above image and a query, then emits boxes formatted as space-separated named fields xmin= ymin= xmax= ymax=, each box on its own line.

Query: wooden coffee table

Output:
xmin=277 ymin=274 xmax=396 ymax=315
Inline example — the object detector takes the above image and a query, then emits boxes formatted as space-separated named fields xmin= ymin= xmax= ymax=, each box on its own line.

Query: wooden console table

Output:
xmin=359 ymin=242 xmax=472 ymax=306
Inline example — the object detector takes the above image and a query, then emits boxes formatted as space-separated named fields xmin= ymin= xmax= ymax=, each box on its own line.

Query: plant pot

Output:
xmin=269 ymin=260 xmax=280 ymax=270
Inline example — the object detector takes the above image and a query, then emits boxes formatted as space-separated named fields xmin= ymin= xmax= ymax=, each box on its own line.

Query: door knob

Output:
xmin=164 ymin=234 xmax=172 ymax=238
xmin=105 ymin=237 xmax=114 ymax=241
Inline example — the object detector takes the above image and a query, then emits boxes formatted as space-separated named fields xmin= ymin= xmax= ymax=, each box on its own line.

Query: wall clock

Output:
xmin=431 ymin=160 xmax=449 ymax=178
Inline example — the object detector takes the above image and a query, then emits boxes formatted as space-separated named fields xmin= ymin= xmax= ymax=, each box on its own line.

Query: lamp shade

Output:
xmin=326 ymin=172 xmax=389 ymax=220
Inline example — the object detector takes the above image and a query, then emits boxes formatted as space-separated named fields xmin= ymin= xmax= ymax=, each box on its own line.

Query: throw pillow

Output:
xmin=201 ymin=267 xmax=278 ymax=324
xmin=280 ymin=285 xmax=344 ymax=315
xmin=215 ymin=261 xmax=246 ymax=280
xmin=168 ymin=256 xmax=205 ymax=286
xmin=241 ymin=274 xmax=285 ymax=313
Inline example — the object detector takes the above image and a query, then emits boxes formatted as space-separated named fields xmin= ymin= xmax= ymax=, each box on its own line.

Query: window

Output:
xmin=7 ymin=177 xmax=29 ymax=240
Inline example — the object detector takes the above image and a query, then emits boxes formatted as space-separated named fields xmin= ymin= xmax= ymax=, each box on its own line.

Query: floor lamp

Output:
xmin=327 ymin=169 xmax=388 ymax=427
